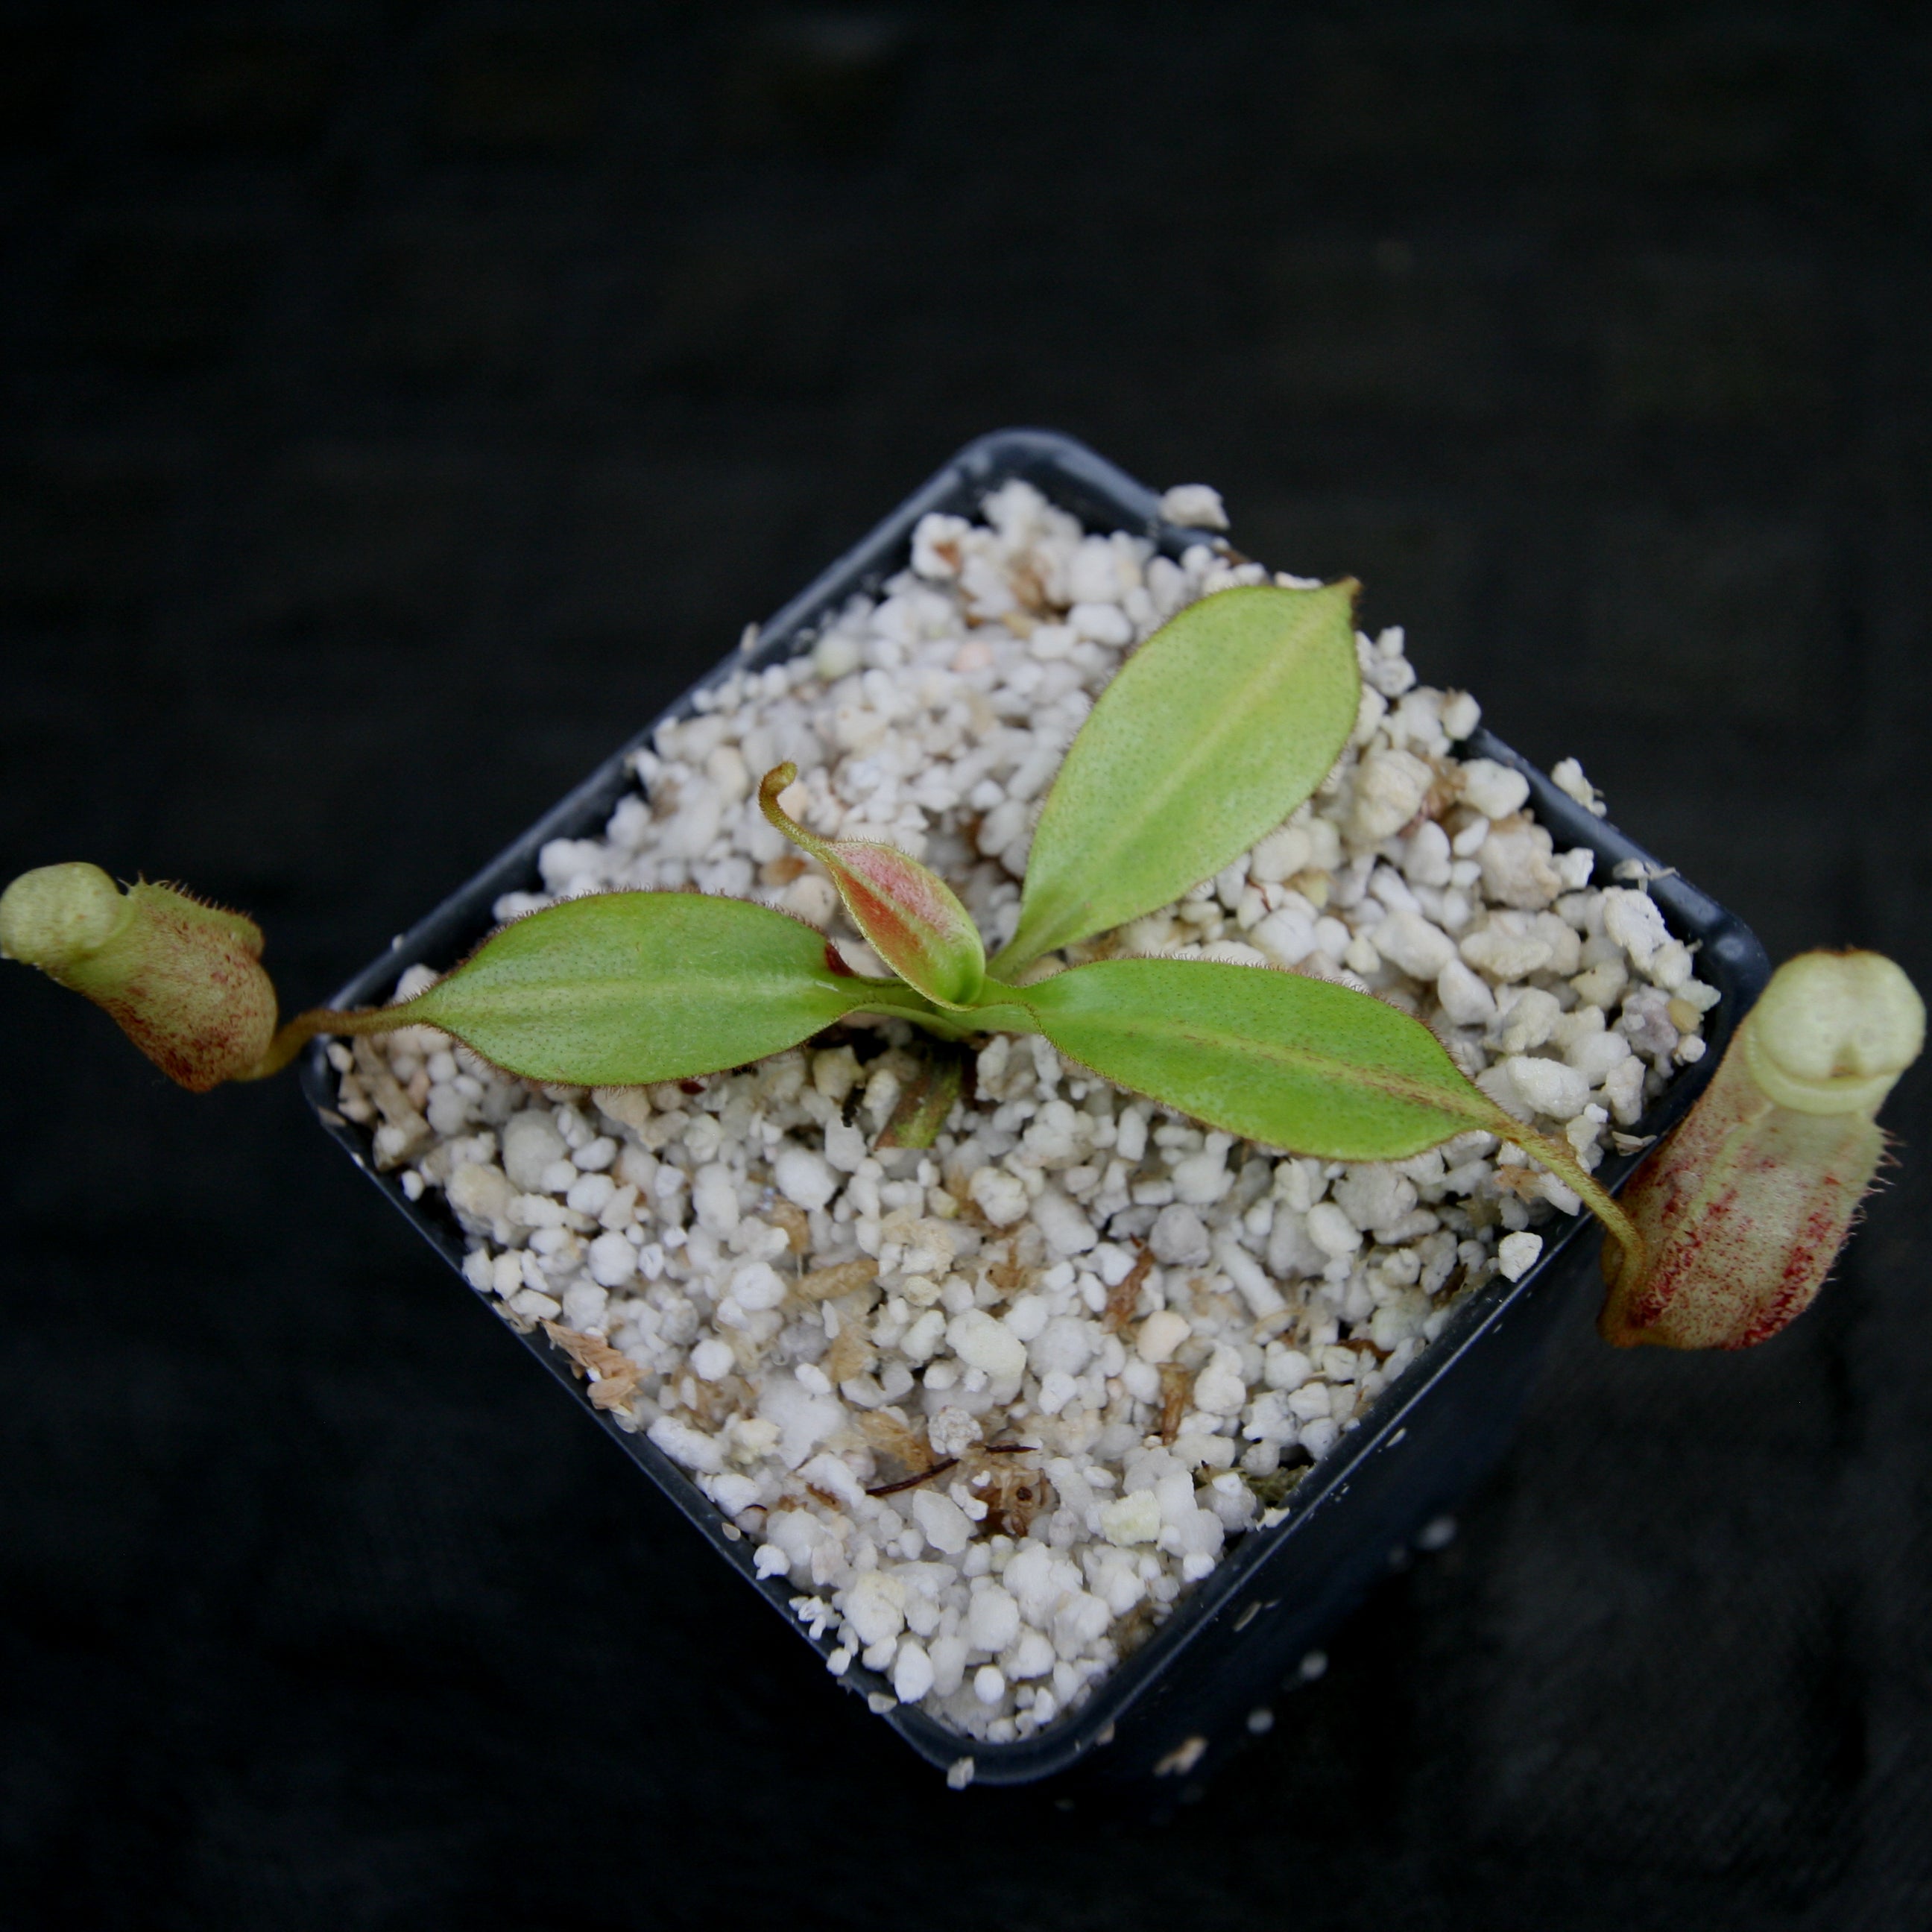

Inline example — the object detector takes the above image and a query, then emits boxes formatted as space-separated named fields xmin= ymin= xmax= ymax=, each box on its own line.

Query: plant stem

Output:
xmin=877 ymin=1040 xmax=971 ymax=1149
xmin=871 ymin=976 xmax=1042 ymax=1041
xmin=983 ymin=938 xmax=1030 ymax=982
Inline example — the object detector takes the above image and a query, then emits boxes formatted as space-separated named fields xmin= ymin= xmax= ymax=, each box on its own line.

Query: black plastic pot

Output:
xmin=301 ymin=429 xmax=1770 ymax=1795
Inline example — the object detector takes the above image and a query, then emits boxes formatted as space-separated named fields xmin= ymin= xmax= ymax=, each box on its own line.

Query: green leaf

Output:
xmin=758 ymin=763 xmax=985 ymax=1008
xmin=392 ymin=892 xmax=897 ymax=1087
xmin=991 ymin=581 xmax=1361 ymax=974
xmin=1018 ymin=956 xmax=1650 ymax=1295
xmin=1017 ymin=956 xmax=1502 ymax=1160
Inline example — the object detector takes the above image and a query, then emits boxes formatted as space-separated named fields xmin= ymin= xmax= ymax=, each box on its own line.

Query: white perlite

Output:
xmin=332 ymin=479 xmax=1717 ymax=1748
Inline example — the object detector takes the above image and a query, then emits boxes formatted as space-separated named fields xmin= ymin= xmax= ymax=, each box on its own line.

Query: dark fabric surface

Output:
xmin=3 ymin=4 xmax=1929 ymax=1926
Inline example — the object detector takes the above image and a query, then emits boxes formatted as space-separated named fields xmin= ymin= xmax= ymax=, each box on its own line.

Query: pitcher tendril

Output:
xmin=13 ymin=576 xmax=1908 ymax=1343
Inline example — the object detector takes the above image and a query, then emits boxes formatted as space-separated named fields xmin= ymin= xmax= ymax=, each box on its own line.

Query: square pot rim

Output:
xmin=300 ymin=426 xmax=1770 ymax=1787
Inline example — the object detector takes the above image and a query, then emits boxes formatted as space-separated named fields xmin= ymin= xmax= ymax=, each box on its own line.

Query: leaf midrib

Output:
xmin=417 ymin=967 xmax=862 ymax=1021
xmin=1038 ymin=1006 xmax=1494 ymax=1126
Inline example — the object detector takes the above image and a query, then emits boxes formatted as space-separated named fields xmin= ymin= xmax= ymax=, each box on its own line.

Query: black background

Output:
xmin=4 ymin=5 xmax=1930 ymax=1927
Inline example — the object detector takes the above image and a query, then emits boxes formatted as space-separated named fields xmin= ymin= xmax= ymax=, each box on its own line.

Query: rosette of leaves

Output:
xmin=1 ymin=582 xmax=1650 ymax=1298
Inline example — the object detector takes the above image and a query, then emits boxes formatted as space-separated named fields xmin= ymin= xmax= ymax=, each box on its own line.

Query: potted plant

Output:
xmin=3 ymin=431 xmax=1917 ymax=1794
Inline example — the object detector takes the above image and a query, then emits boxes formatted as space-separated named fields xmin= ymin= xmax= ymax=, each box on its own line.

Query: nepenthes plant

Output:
xmin=1 ymin=582 xmax=1919 ymax=1347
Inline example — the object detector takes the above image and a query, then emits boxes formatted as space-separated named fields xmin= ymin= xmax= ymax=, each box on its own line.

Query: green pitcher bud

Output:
xmin=1 ymin=864 xmax=278 ymax=1090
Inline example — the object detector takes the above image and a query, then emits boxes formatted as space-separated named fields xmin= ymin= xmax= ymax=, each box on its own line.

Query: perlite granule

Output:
xmin=332 ymin=479 xmax=1716 ymax=1744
